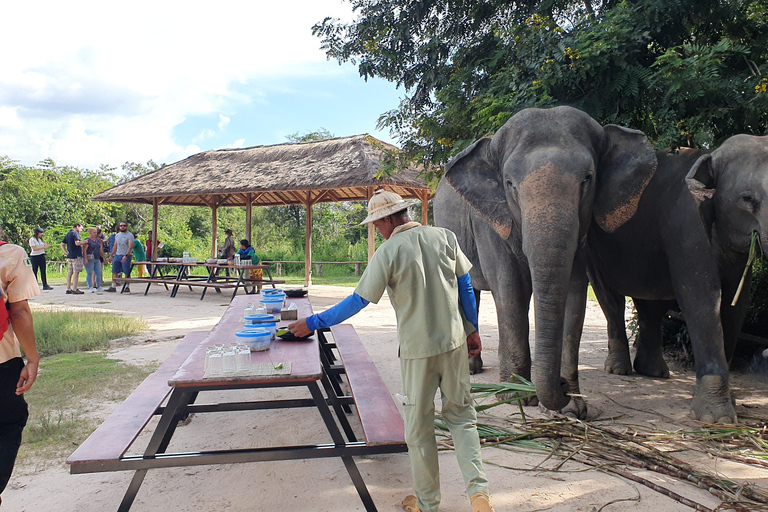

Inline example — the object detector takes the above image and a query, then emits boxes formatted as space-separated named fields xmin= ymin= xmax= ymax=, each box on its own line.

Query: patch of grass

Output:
xmin=32 ymin=310 xmax=147 ymax=356
xmin=20 ymin=352 xmax=157 ymax=462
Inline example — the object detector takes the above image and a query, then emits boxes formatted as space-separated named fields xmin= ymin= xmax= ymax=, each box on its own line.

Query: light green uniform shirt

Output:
xmin=354 ymin=224 xmax=473 ymax=359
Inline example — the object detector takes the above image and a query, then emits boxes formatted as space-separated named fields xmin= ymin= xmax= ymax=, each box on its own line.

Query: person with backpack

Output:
xmin=0 ymin=238 xmax=41 ymax=506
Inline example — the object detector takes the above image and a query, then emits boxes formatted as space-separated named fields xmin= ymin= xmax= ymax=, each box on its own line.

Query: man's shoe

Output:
xmin=72 ymin=289 xmax=84 ymax=295
xmin=401 ymin=495 xmax=420 ymax=512
xmin=470 ymin=493 xmax=496 ymax=512
xmin=123 ymin=286 xmax=131 ymax=293
xmin=43 ymin=285 xmax=53 ymax=290
xmin=65 ymin=289 xmax=73 ymax=294
xmin=88 ymin=288 xmax=95 ymax=293
xmin=106 ymin=287 xmax=117 ymax=292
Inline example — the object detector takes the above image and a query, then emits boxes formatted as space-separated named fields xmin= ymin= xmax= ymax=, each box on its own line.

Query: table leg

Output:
xmin=230 ymin=268 xmax=247 ymax=301
xmin=200 ymin=267 xmax=218 ymax=300
xmin=118 ymin=388 xmax=194 ymax=511
xmin=170 ymin=265 xmax=187 ymax=298
xmin=307 ymin=381 xmax=377 ymax=512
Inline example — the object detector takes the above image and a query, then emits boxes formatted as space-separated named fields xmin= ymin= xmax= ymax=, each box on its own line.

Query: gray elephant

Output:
xmin=590 ymin=135 xmax=768 ymax=423
xmin=433 ymin=106 xmax=656 ymax=418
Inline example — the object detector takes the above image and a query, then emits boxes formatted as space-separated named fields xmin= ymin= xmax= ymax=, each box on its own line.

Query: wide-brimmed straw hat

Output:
xmin=360 ymin=189 xmax=417 ymax=225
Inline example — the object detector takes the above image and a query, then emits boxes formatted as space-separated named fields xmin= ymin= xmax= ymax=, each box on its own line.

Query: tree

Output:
xmin=315 ymin=0 xmax=768 ymax=179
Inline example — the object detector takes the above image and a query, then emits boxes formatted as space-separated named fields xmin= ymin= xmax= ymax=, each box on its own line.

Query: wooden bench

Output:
xmin=327 ymin=324 xmax=406 ymax=447
xmin=67 ymin=331 xmax=207 ymax=474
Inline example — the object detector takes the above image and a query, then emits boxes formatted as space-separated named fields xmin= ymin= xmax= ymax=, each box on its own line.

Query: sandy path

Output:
xmin=4 ymin=284 xmax=768 ymax=511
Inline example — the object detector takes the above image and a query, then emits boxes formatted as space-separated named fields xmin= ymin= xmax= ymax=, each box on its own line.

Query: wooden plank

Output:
xmin=330 ymin=325 xmax=405 ymax=446
xmin=67 ymin=332 xmax=207 ymax=472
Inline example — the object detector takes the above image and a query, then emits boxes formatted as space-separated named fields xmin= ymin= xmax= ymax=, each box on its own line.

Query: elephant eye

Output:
xmin=742 ymin=194 xmax=759 ymax=212
xmin=581 ymin=173 xmax=593 ymax=193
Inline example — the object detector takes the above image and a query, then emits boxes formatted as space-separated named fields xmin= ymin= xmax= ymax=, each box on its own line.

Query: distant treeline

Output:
xmin=0 ymin=156 xmax=380 ymax=264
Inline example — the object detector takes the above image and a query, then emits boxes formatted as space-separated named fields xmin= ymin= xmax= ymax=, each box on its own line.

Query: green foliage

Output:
xmin=32 ymin=310 xmax=147 ymax=356
xmin=316 ymin=0 xmax=768 ymax=176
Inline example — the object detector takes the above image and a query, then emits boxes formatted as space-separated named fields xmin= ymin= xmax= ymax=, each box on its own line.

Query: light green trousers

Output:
xmin=400 ymin=343 xmax=489 ymax=512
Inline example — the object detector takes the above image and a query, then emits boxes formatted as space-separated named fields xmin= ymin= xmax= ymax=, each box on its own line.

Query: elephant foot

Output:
xmin=538 ymin=396 xmax=587 ymax=420
xmin=633 ymin=348 xmax=670 ymax=378
xmin=469 ymin=354 xmax=484 ymax=375
xmin=604 ymin=350 xmax=632 ymax=375
xmin=690 ymin=375 xmax=737 ymax=424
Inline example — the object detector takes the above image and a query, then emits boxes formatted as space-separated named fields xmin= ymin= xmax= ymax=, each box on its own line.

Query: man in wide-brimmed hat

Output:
xmin=289 ymin=189 xmax=494 ymax=512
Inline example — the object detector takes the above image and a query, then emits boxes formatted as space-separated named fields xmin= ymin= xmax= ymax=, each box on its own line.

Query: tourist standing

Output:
xmin=0 ymin=239 xmax=41 ymax=506
xmin=107 ymin=222 xmax=134 ymax=293
xmin=28 ymin=228 xmax=52 ymax=291
xmin=60 ymin=223 xmax=84 ymax=294
xmin=83 ymin=228 xmax=105 ymax=293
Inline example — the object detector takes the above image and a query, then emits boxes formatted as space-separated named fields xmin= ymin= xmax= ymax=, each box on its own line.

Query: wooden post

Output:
xmin=304 ymin=193 xmax=313 ymax=287
xmin=245 ymin=193 xmax=253 ymax=243
xmin=367 ymin=186 xmax=375 ymax=262
xmin=151 ymin=198 xmax=159 ymax=261
xmin=421 ymin=189 xmax=429 ymax=225
xmin=211 ymin=197 xmax=218 ymax=259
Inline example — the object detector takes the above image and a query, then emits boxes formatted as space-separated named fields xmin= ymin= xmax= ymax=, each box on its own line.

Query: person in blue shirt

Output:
xmin=236 ymin=240 xmax=262 ymax=294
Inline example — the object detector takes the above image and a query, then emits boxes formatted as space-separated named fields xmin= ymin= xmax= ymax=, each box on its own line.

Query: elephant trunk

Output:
xmin=520 ymin=169 xmax=581 ymax=412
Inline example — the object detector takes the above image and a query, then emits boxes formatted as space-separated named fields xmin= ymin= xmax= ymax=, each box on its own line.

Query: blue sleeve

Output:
xmin=306 ymin=293 xmax=370 ymax=331
xmin=457 ymin=273 xmax=479 ymax=332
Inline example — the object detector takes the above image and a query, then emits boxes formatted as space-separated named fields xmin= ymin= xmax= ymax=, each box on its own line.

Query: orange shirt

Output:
xmin=0 ymin=244 xmax=41 ymax=363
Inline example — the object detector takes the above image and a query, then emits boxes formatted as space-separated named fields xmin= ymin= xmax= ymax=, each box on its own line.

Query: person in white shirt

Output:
xmin=28 ymin=228 xmax=52 ymax=291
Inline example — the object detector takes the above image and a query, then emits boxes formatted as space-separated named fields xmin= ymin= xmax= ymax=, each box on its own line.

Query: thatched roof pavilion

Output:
xmin=93 ymin=135 xmax=433 ymax=286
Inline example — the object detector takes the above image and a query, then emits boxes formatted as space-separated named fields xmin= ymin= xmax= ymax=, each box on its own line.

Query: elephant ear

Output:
xmin=593 ymin=125 xmax=657 ymax=233
xmin=685 ymin=154 xmax=716 ymax=237
xmin=444 ymin=137 xmax=514 ymax=239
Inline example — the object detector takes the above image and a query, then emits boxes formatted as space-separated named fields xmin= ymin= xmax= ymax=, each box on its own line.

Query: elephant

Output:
xmin=433 ymin=106 xmax=657 ymax=418
xmin=589 ymin=134 xmax=768 ymax=423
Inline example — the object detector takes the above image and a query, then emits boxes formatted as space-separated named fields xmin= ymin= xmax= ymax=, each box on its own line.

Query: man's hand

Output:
xmin=288 ymin=318 xmax=311 ymax=337
xmin=122 ymin=255 xmax=127 ymax=262
xmin=467 ymin=331 xmax=482 ymax=359
xmin=16 ymin=360 xmax=38 ymax=395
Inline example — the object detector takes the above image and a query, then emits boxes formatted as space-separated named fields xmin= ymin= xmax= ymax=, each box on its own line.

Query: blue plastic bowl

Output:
xmin=236 ymin=328 xmax=271 ymax=351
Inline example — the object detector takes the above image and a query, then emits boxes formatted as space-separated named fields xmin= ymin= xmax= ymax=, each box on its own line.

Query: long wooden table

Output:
xmin=101 ymin=295 xmax=405 ymax=511
xmin=124 ymin=261 xmax=283 ymax=300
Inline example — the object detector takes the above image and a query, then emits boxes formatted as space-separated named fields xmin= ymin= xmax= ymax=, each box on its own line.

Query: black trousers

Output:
xmin=0 ymin=358 xmax=28 ymax=494
xmin=30 ymin=254 xmax=48 ymax=287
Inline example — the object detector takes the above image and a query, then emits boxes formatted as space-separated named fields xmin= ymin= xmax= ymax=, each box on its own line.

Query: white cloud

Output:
xmin=218 ymin=114 xmax=231 ymax=132
xmin=225 ymin=139 xmax=246 ymax=149
xmin=0 ymin=0 xmax=358 ymax=169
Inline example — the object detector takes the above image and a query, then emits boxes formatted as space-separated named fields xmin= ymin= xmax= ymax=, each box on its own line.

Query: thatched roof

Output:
xmin=93 ymin=135 xmax=431 ymax=207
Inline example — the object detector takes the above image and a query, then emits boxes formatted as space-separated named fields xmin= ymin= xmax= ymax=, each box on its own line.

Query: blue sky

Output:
xmin=0 ymin=0 xmax=403 ymax=170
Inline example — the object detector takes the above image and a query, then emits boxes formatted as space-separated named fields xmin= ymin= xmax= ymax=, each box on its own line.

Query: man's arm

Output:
xmin=9 ymin=300 xmax=39 ymax=394
xmin=124 ymin=238 xmax=134 ymax=261
xmin=289 ymin=293 xmax=370 ymax=337
xmin=457 ymin=273 xmax=482 ymax=358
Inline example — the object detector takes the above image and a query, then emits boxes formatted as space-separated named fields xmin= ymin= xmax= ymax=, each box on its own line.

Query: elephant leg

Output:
xmin=587 ymin=262 xmax=632 ymax=375
xmin=486 ymin=263 xmax=534 ymax=405
xmin=468 ymin=287 xmax=484 ymax=374
xmin=722 ymin=271 xmax=751 ymax=367
xmin=632 ymin=299 xmax=670 ymax=378
xmin=671 ymin=264 xmax=735 ymax=423
xmin=560 ymin=249 xmax=589 ymax=419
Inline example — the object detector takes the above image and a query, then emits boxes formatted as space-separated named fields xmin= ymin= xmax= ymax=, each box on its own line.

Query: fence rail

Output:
xmin=261 ymin=261 xmax=367 ymax=277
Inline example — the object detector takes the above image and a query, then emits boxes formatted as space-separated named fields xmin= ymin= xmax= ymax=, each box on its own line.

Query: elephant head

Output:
xmin=686 ymin=135 xmax=768 ymax=253
xmin=444 ymin=106 xmax=656 ymax=411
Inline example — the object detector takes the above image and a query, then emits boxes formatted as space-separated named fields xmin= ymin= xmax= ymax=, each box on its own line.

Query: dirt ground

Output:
xmin=4 ymin=284 xmax=768 ymax=511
